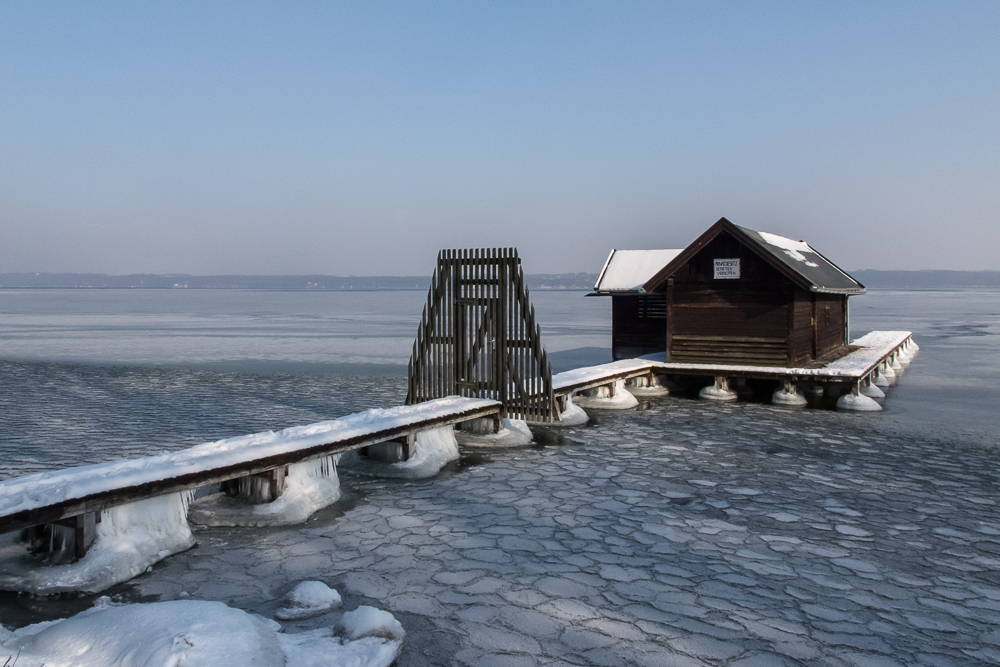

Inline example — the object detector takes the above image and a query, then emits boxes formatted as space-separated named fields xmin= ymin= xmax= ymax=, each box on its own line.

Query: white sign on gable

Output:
xmin=714 ymin=258 xmax=740 ymax=279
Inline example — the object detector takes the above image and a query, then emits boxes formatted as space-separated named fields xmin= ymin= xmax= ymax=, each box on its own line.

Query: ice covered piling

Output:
xmin=530 ymin=394 xmax=588 ymax=427
xmin=837 ymin=385 xmax=883 ymax=412
xmin=275 ymin=580 xmax=342 ymax=620
xmin=699 ymin=376 xmax=738 ymax=402
xmin=772 ymin=381 xmax=807 ymax=407
xmin=0 ymin=598 xmax=404 ymax=667
xmin=890 ymin=353 xmax=905 ymax=373
xmin=359 ymin=426 xmax=460 ymax=479
xmin=860 ymin=377 xmax=886 ymax=399
xmin=455 ymin=417 xmax=533 ymax=447
xmin=189 ymin=455 xmax=341 ymax=527
xmin=572 ymin=379 xmax=638 ymax=409
xmin=0 ymin=492 xmax=195 ymax=595
xmin=626 ymin=373 xmax=670 ymax=396
xmin=880 ymin=359 xmax=897 ymax=383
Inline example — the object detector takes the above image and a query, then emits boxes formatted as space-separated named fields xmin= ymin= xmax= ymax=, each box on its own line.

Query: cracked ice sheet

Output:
xmin=93 ymin=394 xmax=1000 ymax=667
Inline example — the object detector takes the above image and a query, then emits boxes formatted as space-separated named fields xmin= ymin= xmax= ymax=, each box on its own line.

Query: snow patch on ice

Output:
xmin=189 ymin=456 xmax=341 ymax=527
xmin=336 ymin=605 xmax=407 ymax=642
xmin=275 ymin=580 xmax=342 ymax=620
xmin=0 ymin=598 xmax=403 ymax=667
xmin=0 ymin=492 xmax=195 ymax=595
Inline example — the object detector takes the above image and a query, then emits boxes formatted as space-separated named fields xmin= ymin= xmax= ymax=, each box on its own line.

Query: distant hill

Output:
xmin=5 ymin=270 xmax=995 ymax=290
xmin=0 ymin=272 xmax=601 ymax=291
xmin=850 ymin=270 xmax=1000 ymax=289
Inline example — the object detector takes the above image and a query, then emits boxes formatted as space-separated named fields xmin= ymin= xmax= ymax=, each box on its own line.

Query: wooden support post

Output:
xmin=392 ymin=433 xmax=416 ymax=461
xmin=251 ymin=467 xmax=287 ymax=501
xmin=54 ymin=512 xmax=99 ymax=559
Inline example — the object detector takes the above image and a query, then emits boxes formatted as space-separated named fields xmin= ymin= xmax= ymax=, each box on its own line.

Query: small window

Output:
xmin=824 ymin=305 xmax=831 ymax=326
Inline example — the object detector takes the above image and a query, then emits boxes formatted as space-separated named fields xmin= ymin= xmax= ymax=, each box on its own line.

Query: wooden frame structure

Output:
xmin=407 ymin=248 xmax=558 ymax=423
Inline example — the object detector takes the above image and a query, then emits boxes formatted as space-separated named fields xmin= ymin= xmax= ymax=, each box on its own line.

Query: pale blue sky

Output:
xmin=2 ymin=1 xmax=997 ymax=275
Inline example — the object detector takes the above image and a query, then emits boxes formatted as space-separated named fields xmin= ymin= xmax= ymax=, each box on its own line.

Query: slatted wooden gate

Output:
xmin=406 ymin=248 xmax=557 ymax=422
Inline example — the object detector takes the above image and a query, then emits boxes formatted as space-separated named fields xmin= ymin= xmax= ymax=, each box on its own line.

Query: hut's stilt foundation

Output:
xmin=772 ymin=380 xmax=807 ymax=407
xmin=837 ymin=383 xmax=883 ymax=412
xmin=699 ymin=376 xmax=738 ymax=401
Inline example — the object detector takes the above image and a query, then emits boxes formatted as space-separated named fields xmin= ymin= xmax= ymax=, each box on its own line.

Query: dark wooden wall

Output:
xmin=661 ymin=231 xmax=846 ymax=366
xmin=611 ymin=294 xmax=666 ymax=360
xmin=814 ymin=293 xmax=847 ymax=357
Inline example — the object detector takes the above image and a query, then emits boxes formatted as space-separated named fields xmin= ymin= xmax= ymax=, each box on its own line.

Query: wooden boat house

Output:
xmin=591 ymin=248 xmax=682 ymax=360
xmin=598 ymin=218 xmax=865 ymax=366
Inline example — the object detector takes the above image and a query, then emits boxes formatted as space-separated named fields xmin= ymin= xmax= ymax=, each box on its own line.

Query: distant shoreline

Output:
xmin=1 ymin=270 xmax=998 ymax=290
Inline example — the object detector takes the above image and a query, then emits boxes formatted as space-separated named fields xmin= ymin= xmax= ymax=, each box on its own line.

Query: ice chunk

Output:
xmin=2 ymin=599 xmax=283 ymax=667
xmin=336 ymin=605 xmax=406 ymax=642
xmin=278 ymin=630 xmax=401 ymax=667
xmin=0 ymin=599 xmax=403 ymax=667
xmin=189 ymin=455 xmax=341 ymax=527
xmin=276 ymin=580 xmax=342 ymax=620
xmin=0 ymin=491 xmax=195 ymax=595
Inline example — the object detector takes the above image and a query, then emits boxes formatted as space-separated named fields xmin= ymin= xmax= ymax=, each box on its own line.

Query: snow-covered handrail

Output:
xmin=0 ymin=397 xmax=500 ymax=535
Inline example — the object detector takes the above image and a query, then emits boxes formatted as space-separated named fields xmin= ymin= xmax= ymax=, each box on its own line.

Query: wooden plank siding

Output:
xmin=792 ymin=289 xmax=814 ymax=363
xmin=659 ymin=229 xmax=848 ymax=366
xmin=815 ymin=293 xmax=846 ymax=357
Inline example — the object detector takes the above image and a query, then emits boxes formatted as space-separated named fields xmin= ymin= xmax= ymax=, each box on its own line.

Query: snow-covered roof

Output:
xmin=644 ymin=218 xmax=865 ymax=295
xmin=594 ymin=249 xmax=683 ymax=293
xmin=737 ymin=225 xmax=864 ymax=294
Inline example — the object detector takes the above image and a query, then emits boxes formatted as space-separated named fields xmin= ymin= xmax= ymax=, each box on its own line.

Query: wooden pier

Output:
xmin=548 ymin=330 xmax=914 ymax=408
xmin=0 ymin=397 xmax=500 ymax=539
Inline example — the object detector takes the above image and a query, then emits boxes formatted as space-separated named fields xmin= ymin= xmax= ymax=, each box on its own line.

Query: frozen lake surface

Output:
xmin=1 ymin=288 xmax=999 ymax=665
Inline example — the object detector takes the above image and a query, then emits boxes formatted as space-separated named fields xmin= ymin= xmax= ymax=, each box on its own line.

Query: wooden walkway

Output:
xmin=0 ymin=332 xmax=911 ymax=540
xmin=551 ymin=330 xmax=913 ymax=395
xmin=0 ymin=397 xmax=499 ymax=536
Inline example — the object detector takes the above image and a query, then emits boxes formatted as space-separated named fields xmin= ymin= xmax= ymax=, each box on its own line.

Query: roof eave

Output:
xmin=811 ymin=286 xmax=867 ymax=295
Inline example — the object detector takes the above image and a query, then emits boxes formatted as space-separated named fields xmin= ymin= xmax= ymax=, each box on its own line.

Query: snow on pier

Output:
xmin=0 ymin=396 xmax=499 ymax=535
